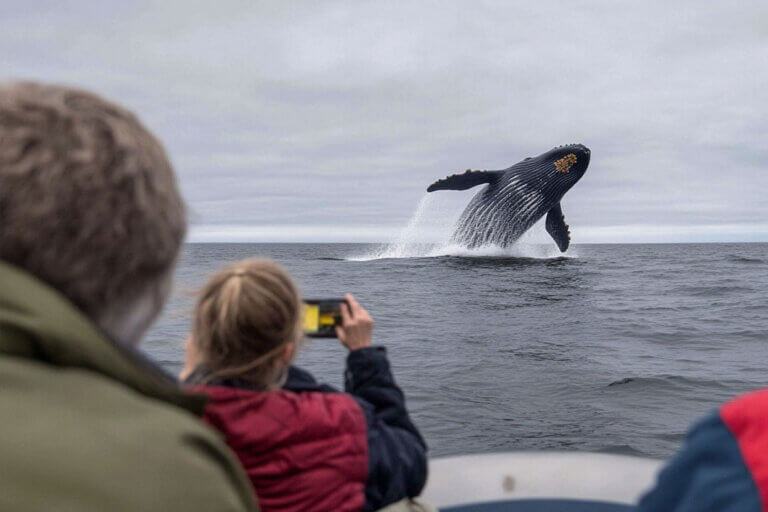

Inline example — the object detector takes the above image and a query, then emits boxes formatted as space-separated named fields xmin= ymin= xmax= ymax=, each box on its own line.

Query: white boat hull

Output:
xmin=421 ymin=451 xmax=662 ymax=510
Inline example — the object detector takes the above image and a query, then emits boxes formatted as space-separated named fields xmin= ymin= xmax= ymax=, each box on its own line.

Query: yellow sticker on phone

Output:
xmin=302 ymin=304 xmax=320 ymax=333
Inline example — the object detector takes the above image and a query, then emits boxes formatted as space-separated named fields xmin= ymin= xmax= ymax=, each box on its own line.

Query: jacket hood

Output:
xmin=0 ymin=260 xmax=206 ymax=415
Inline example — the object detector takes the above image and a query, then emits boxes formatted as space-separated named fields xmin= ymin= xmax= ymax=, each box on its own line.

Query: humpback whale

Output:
xmin=427 ymin=144 xmax=590 ymax=252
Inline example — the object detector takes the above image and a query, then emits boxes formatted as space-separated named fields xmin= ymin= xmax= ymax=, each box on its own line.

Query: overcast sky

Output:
xmin=2 ymin=1 xmax=767 ymax=242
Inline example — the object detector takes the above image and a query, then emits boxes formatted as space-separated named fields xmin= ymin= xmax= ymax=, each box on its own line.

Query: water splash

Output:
xmin=374 ymin=195 xmax=433 ymax=258
xmin=349 ymin=194 xmax=576 ymax=261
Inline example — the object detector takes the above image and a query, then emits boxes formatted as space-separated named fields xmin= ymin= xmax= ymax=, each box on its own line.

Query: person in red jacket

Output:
xmin=638 ymin=389 xmax=768 ymax=511
xmin=181 ymin=258 xmax=427 ymax=512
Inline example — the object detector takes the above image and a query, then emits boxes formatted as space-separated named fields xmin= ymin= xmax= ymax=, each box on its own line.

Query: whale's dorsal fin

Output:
xmin=546 ymin=203 xmax=571 ymax=252
xmin=427 ymin=169 xmax=503 ymax=192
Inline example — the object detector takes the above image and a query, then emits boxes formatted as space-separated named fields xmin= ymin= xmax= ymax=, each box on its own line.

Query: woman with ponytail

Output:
xmin=182 ymin=259 xmax=427 ymax=512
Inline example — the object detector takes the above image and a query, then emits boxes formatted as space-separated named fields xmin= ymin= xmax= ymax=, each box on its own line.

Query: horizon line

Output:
xmin=184 ymin=240 xmax=768 ymax=245
xmin=187 ymin=223 xmax=768 ymax=244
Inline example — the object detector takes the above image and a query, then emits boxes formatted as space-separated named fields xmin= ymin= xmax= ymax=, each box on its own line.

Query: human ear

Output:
xmin=179 ymin=335 xmax=198 ymax=381
xmin=280 ymin=342 xmax=296 ymax=366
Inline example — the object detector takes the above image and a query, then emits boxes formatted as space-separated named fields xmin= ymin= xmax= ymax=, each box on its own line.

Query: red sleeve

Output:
xmin=722 ymin=389 xmax=768 ymax=510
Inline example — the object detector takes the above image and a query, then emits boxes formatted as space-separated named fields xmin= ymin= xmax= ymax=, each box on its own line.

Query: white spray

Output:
xmin=350 ymin=193 xmax=575 ymax=261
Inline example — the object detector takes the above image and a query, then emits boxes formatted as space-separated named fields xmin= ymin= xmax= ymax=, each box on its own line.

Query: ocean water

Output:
xmin=145 ymin=242 xmax=768 ymax=459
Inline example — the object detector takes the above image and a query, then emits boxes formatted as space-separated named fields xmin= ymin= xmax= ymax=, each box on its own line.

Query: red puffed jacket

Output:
xmin=187 ymin=347 xmax=427 ymax=512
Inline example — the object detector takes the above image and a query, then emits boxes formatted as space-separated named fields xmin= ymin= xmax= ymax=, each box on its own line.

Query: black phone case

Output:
xmin=303 ymin=298 xmax=347 ymax=338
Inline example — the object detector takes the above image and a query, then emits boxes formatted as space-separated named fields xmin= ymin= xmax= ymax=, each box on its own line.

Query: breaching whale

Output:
xmin=426 ymin=144 xmax=590 ymax=252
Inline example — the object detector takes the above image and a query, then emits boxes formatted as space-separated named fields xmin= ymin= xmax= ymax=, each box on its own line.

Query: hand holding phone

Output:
xmin=336 ymin=294 xmax=373 ymax=351
xmin=301 ymin=294 xmax=373 ymax=350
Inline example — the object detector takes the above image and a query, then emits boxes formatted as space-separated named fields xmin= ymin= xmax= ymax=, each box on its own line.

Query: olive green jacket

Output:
xmin=0 ymin=261 xmax=258 ymax=512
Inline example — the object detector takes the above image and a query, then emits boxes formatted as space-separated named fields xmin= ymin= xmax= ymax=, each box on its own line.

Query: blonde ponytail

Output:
xmin=192 ymin=258 xmax=301 ymax=387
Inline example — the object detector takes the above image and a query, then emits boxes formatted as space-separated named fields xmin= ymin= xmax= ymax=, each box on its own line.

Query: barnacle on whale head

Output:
xmin=554 ymin=153 xmax=578 ymax=173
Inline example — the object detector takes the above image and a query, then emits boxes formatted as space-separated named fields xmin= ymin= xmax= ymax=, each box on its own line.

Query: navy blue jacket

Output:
xmin=285 ymin=347 xmax=428 ymax=511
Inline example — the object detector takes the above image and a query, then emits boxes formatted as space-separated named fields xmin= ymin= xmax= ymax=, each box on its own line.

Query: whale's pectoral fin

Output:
xmin=427 ymin=170 xmax=503 ymax=192
xmin=546 ymin=203 xmax=571 ymax=252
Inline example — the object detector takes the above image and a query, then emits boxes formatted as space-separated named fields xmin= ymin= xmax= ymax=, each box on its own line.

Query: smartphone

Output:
xmin=302 ymin=298 xmax=347 ymax=338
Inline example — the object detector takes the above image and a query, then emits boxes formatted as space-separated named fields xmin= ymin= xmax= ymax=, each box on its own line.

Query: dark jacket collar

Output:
xmin=185 ymin=365 xmax=338 ymax=394
xmin=0 ymin=261 xmax=206 ymax=415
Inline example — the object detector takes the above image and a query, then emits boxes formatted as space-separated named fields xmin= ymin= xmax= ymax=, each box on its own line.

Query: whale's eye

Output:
xmin=554 ymin=153 xmax=578 ymax=173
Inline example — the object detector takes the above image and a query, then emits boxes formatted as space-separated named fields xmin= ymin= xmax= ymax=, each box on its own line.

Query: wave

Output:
xmin=672 ymin=284 xmax=753 ymax=297
xmin=727 ymin=255 xmax=765 ymax=264
xmin=606 ymin=374 xmax=746 ymax=393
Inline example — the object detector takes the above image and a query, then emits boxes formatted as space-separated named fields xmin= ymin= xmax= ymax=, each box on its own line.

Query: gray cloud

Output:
xmin=2 ymin=0 xmax=767 ymax=242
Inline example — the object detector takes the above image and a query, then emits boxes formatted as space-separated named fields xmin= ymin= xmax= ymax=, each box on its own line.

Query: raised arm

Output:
xmin=337 ymin=295 xmax=428 ymax=511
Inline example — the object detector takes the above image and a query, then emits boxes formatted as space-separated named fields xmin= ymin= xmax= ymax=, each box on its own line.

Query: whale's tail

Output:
xmin=427 ymin=169 xmax=503 ymax=192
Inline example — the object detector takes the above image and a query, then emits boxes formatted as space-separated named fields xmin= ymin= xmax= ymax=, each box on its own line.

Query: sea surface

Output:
xmin=145 ymin=242 xmax=768 ymax=460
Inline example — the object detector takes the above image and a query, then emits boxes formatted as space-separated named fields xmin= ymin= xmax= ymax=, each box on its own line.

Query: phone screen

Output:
xmin=302 ymin=299 xmax=346 ymax=338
